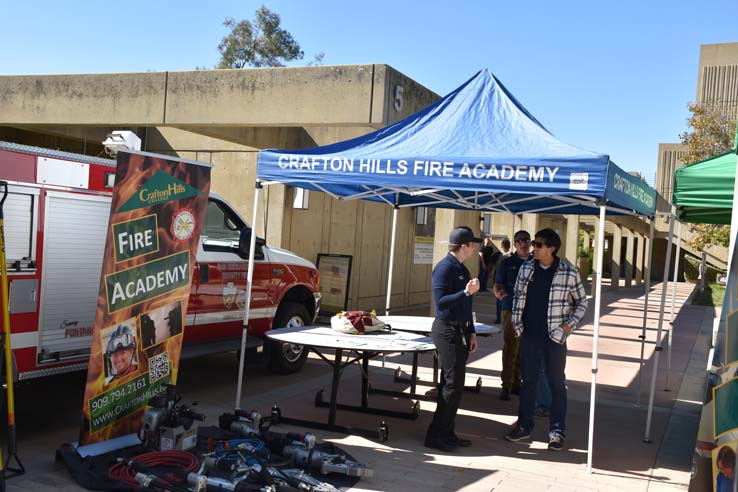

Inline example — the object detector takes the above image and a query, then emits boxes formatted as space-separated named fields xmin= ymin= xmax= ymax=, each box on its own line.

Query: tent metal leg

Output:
xmin=385 ymin=206 xmax=399 ymax=316
xmin=636 ymin=218 xmax=655 ymax=405
xmin=666 ymin=221 xmax=682 ymax=391
xmin=235 ymin=183 xmax=261 ymax=410
xmin=644 ymin=207 xmax=675 ymax=442
xmin=587 ymin=204 xmax=606 ymax=473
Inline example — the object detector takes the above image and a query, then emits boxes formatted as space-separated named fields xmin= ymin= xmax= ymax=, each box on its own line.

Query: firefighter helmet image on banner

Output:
xmin=79 ymin=150 xmax=211 ymax=445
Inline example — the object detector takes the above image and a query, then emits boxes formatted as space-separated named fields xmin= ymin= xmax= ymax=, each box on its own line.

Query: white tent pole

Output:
xmin=644 ymin=205 xmax=675 ymax=442
xmin=587 ymin=204 xmax=606 ymax=473
xmin=385 ymin=206 xmax=399 ymax=315
xmin=636 ymin=218 xmax=655 ymax=405
xmin=235 ymin=183 xmax=261 ymax=410
xmin=665 ymin=220 xmax=682 ymax=390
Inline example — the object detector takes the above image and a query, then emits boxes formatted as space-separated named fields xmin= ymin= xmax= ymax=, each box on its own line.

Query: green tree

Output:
xmin=217 ymin=6 xmax=304 ymax=69
xmin=679 ymin=102 xmax=735 ymax=164
xmin=679 ymin=102 xmax=737 ymax=250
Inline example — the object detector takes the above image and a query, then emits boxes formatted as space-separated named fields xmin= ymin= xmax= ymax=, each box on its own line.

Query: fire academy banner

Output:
xmin=689 ymin=232 xmax=738 ymax=491
xmin=80 ymin=150 xmax=211 ymax=445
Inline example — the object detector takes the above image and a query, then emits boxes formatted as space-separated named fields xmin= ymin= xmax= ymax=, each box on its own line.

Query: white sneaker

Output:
xmin=548 ymin=431 xmax=565 ymax=451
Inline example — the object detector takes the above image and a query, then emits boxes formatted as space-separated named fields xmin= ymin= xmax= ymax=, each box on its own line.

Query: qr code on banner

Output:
xmin=149 ymin=352 xmax=170 ymax=383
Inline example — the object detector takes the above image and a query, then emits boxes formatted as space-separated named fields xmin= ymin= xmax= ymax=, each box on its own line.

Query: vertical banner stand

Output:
xmin=0 ymin=181 xmax=25 ymax=480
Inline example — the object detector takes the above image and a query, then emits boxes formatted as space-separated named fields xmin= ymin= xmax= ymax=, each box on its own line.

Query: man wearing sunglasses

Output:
xmin=493 ymin=230 xmax=531 ymax=401
xmin=425 ymin=226 xmax=481 ymax=452
xmin=504 ymin=228 xmax=587 ymax=451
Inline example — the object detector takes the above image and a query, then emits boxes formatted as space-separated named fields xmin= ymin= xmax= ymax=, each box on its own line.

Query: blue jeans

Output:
xmin=535 ymin=356 xmax=551 ymax=410
xmin=518 ymin=334 xmax=567 ymax=434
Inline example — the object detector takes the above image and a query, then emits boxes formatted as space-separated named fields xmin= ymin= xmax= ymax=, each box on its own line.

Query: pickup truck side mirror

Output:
xmin=238 ymin=227 xmax=266 ymax=259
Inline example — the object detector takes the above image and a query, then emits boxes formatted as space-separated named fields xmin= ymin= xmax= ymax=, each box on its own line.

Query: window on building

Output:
xmin=415 ymin=207 xmax=436 ymax=238
xmin=293 ymin=187 xmax=309 ymax=209
xmin=482 ymin=213 xmax=493 ymax=235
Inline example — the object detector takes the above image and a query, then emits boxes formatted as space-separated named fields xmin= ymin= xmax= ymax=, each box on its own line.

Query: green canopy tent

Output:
xmin=673 ymin=149 xmax=736 ymax=225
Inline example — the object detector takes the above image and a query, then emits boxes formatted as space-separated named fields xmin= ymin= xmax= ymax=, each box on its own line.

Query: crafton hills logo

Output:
xmin=117 ymin=170 xmax=202 ymax=213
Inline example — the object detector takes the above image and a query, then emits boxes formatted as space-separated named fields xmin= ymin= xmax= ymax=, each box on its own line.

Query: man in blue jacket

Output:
xmin=504 ymin=229 xmax=588 ymax=451
xmin=425 ymin=226 xmax=481 ymax=452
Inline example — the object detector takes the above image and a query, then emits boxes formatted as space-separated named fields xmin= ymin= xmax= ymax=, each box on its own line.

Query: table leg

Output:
xmin=361 ymin=353 xmax=369 ymax=409
xmin=410 ymin=352 xmax=419 ymax=394
xmin=328 ymin=348 xmax=343 ymax=426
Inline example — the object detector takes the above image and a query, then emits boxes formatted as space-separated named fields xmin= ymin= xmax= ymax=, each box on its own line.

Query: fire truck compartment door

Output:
xmin=9 ymin=279 xmax=38 ymax=313
xmin=38 ymin=191 xmax=110 ymax=361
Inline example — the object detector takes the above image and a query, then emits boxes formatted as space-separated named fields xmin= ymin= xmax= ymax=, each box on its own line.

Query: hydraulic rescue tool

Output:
xmin=141 ymin=385 xmax=205 ymax=451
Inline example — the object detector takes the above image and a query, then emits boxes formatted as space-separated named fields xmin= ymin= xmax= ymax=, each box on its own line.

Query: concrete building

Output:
xmin=654 ymin=42 xmax=738 ymax=275
xmin=0 ymin=65 xmax=652 ymax=310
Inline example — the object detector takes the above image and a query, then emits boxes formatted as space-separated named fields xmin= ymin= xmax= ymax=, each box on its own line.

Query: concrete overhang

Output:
xmin=0 ymin=64 xmax=438 ymax=130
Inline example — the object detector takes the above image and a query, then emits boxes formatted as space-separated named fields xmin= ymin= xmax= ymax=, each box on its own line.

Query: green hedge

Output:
xmin=683 ymin=255 xmax=725 ymax=283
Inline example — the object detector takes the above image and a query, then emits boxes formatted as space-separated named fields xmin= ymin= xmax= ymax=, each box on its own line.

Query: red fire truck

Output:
xmin=0 ymin=141 xmax=321 ymax=381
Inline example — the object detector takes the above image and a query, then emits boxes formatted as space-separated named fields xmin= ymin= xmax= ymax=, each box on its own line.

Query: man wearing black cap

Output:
xmin=425 ymin=226 xmax=481 ymax=452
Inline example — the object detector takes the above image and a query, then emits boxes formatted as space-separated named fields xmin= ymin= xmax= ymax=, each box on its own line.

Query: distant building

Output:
xmin=653 ymin=42 xmax=738 ymax=274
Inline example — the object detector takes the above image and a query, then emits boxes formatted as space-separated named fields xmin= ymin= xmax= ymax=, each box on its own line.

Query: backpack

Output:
xmin=330 ymin=310 xmax=391 ymax=334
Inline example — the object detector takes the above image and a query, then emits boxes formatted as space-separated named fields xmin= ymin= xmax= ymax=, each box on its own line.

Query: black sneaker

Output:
xmin=504 ymin=426 xmax=531 ymax=442
xmin=510 ymin=385 xmax=521 ymax=396
xmin=448 ymin=434 xmax=472 ymax=447
xmin=548 ymin=431 xmax=565 ymax=451
xmin=499 ymin=388 xmax=511 ymax=401
xmin=424 ymin=438 xmax=457 ymax=452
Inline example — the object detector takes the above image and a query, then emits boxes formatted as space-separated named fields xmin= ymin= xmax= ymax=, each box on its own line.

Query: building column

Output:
xmin=610 ymin=225 xmax=623 ymax=290
xmin=513 ymin=214 xmax=522 ymax=238
xmin=635 ymin=232 xmax=645 ymax=286
xmin=643 ymin=231 xmax=652 ymax=284
xmin=564 ymin=215 xmax=580 ymax=265
xmin=624 ymin=228 xmax=635 ymax=288
xmin=521 ymin=213 xmax=538 ymax=237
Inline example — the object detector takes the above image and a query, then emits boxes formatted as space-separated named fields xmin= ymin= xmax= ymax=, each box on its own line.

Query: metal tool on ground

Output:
xmin=0 ymin=181 xmax=24 ymax=481
xmin=220 ymin=411 xmax=263 ymax=438
xmin=261 ymin=431 xmax=372 ymax=478
xmin=140 ymin=384 xmax=205 ymax=451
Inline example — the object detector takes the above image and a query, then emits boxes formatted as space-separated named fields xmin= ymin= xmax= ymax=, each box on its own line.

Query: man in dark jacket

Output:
xmin=425 ymin=226 xmax=481 ymax=452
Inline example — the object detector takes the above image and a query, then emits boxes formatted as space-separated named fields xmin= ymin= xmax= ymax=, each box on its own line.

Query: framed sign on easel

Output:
xmin=316 ymin=254 xmax=352 ymax=314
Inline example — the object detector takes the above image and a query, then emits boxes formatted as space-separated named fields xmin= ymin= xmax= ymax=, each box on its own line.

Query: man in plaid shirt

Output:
xmin=504 ymin=228 xmax=587 ymax=451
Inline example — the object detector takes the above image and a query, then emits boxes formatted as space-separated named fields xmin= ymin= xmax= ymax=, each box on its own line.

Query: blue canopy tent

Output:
xmin=236 ymin=69 xmax=657 ymax=471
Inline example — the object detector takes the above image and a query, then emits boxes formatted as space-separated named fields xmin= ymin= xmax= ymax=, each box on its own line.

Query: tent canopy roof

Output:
xmin=257 ymin=69 xmax=656 ymax=217
xmin=674 ymin=150 xmax=736 ymax=225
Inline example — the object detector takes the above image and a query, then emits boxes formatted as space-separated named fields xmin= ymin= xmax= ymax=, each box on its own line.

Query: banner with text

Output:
xmin=79 ymin=150 xmax=211 ymax=445
xmin=689 ymin=231 xmax=738 ymax=491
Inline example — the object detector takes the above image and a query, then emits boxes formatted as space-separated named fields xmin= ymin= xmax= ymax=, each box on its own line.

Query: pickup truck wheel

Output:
xmin=267 ymin=302 xmax=310 ymax=374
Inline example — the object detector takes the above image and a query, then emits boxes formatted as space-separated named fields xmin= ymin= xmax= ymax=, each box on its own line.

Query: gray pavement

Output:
xmin=2 ymin=280 xmax=713 ymax=491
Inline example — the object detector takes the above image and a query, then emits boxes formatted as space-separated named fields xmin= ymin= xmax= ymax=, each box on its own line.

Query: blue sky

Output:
xmin=1 ymin=0 xmax=736 ymax=184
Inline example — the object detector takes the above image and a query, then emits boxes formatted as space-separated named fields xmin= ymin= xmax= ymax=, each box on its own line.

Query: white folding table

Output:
xmin=266 ymin=325 xmax=435 ymax=441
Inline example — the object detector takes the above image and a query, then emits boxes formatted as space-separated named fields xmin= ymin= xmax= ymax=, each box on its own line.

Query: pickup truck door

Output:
xmin=189 ymin=199 xmax=271 ymax=343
